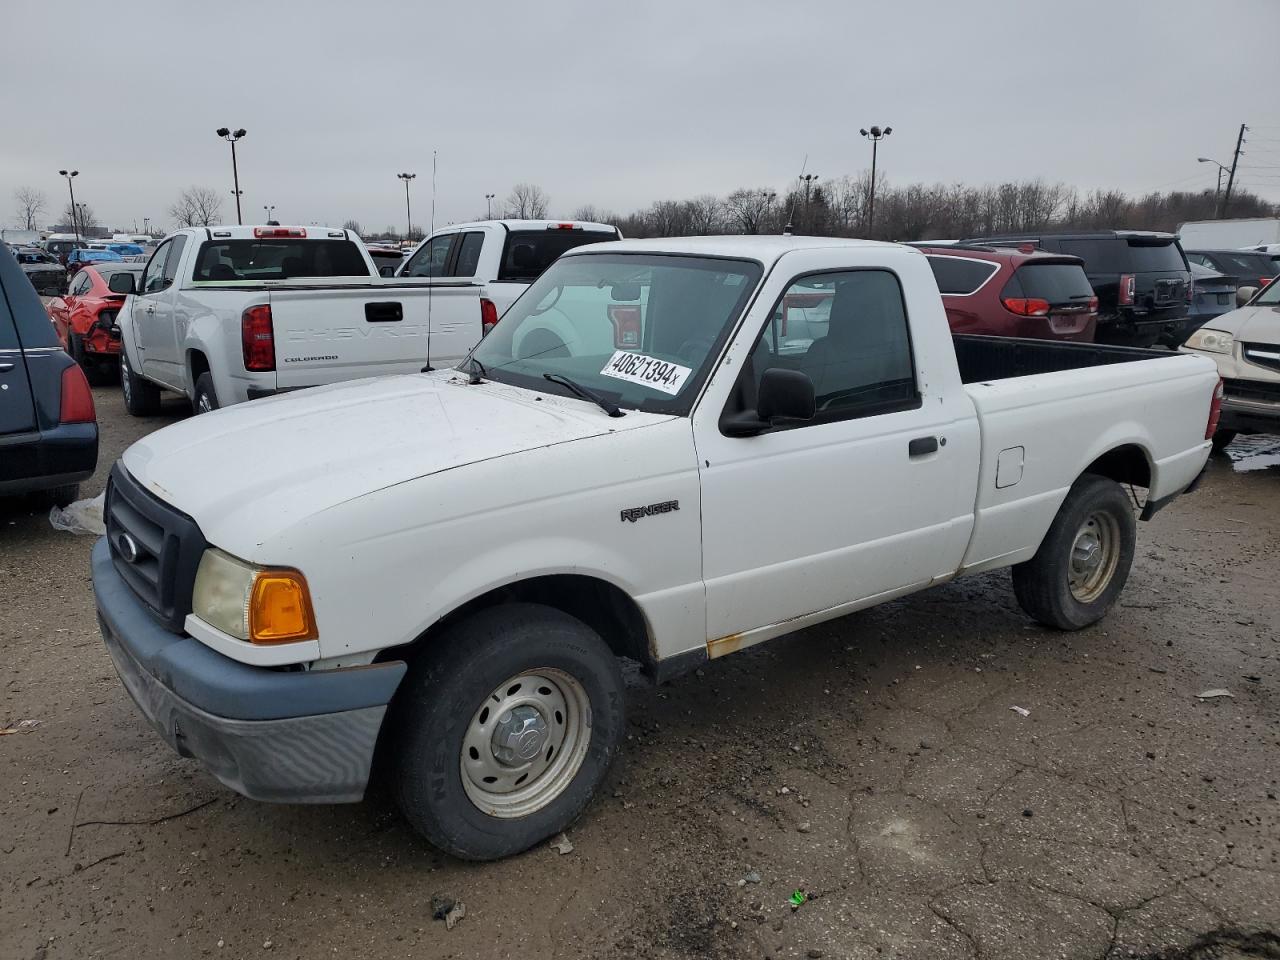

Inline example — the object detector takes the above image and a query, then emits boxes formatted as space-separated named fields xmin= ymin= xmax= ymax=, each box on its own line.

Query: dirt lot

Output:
xmin=2 ymin=385 xmax=1278 ymax=960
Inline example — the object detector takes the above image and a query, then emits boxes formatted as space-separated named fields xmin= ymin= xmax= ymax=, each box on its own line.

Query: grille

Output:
xmin=1223 ymin=378 xmax=1280 ymax=405
xmin=104 ymin=463 xmax=207 ymax=632
xmin=1242 ymin=343 xmax=1280 ymax=375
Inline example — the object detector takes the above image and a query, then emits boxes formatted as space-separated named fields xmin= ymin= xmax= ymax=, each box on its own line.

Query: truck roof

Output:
xmin=440 ymin=219 xmax=618 ymax=234
xmin=170 ymin=225 xmax=354 ymax=240
xmin=563 ymin=234 xmax=905 ymax=267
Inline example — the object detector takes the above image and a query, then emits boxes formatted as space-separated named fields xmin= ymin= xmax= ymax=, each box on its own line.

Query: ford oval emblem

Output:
xmin=117 ymin=532 xmax=141 ymax=564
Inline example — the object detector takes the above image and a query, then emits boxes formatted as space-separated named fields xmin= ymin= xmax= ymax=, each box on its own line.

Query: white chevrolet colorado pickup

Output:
xmin=397 ymin=218 xmax=621 ymax=322
xmin=93 ymin=236 xmax=1219 ymax=860
xmin=112 ymin=225 xmax=483 ymax=414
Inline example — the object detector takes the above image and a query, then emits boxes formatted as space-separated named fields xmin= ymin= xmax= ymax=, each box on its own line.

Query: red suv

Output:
xmin=916 ymin=244 xmax=1099 ymax=342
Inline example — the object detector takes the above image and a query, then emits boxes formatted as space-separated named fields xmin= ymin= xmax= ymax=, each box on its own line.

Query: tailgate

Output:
xmin=269 ymin=287 xmax=431 ymax=388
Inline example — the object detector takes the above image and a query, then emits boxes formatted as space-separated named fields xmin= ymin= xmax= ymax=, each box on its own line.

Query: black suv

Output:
xmin=0 ymin=237 xmax=98 ymax=505
xmin=961 ymin=231 xmax=1192 ymax=346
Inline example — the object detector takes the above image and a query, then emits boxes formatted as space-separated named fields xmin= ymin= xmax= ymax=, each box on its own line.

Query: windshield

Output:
xmin=467 ymin=252 xmax=762 ymax=415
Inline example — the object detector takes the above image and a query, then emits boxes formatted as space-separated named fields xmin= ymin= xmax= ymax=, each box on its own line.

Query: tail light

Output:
xmin=1261 ymin=277 xmax=1273 ymax=288
xmin=59 ymin=363 xmax=96 ymax=423
xmin=254 ymin=227 xmax=306 ymax=238
xmin=608 ymin=304 xmax=642 ymax=349
xmin=1088 ymin=296 xmax=1099 ymax=312
xmin=1118 ymin=274 xmax=1136 ymax=306
xmin=480 ymin=298 xmax=499 ymax=336
xmin=1002 ymin=297 xmax=1051 ymax=317
xmin=1206 ymin=378 xmax=1224 ymax=440
xmin=241 ymin=304 xmax=275 ymax=371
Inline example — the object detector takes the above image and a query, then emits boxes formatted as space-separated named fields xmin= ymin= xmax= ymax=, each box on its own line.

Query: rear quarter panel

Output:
xmin=960 ymin=353 xmax=1217 ymax=572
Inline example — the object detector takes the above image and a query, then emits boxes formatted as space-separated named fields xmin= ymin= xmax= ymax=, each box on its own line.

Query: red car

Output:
xmin=46 ymin=262 xmax=144 ymax=384
xmin=916 ymin=244 xmax=1099 ymax=342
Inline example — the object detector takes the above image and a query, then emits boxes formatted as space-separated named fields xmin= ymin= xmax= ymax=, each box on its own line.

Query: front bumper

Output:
xmin=1219 ymin=398 xmax=1280 ymax=434
xmin=92 ymin=539 xmax=406 ymax=803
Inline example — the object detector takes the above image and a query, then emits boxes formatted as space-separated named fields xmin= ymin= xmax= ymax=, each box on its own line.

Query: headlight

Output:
xmin=1184 ymin=328 xmax=1234 ymax=354
xmin=192 ymin=548 xmax=317 ymax=643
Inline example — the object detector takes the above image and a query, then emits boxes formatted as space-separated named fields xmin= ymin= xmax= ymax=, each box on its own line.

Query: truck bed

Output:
xmin=953 ymin=334 xmax=1167 ymax=384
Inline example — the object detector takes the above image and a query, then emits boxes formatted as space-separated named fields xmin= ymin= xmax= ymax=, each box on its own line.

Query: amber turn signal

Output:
xmin=249 ymin=571 xmax=318 ymax=643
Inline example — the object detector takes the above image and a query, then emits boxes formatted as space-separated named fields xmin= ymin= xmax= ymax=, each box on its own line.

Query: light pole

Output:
xmin=1197 ymin=157 xmax=1228 ymax=204
xmin=143 ymin=217 xmax=150 ymax=235
xmin=799 ymin=173 xmax=819 ymax=232
xmin=263 ymin=204 xmax=275 ymax=223
xmin=398 ymin=172 xmax=416 ymax=240
xmin=76 ymin=203 xmax=89 ymax=237
xmin=485 ymin=193 xmax=495 ymax=219
xmin=859 ymin=125 xmax=892 ymax=237
xmin=216 ymin=128 xmax=247 ymax=224
xmin=58 ymin=169 xmax=81 ymax=243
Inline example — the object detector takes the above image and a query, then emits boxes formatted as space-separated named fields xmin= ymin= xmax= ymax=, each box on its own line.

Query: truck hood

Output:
xmin=1217 ymin=303 xmax=1280 ymax=343
xmin=122 ymin=372 xmax=670 ymax=551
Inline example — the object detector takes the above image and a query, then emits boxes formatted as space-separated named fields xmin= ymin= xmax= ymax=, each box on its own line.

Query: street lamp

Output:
xmin=58 ymin=169 xmax=81 ymax=243
xmin=76 ymin=203 xmax=89 ymax=236
xmin=1197 ymin=157 xmax=1228 ymax=203
xmin=398 ymin=172 xmax=416 ymax=240
xmin=263 ymin=204 xmax=275 ymax=224
xmin=216 ymin=128 xmax=247 ymax=224
xmin=799 ymin=173 xmax=819 ymax=232
xmin=485 ymin=193 xmax=496 ymax=219
xmin=859 ymin=125 xmax=893 ymax=236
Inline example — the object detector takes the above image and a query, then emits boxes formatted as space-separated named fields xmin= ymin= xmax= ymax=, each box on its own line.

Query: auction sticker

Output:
xmin=600 ymin=350 xmax=692 ymax=396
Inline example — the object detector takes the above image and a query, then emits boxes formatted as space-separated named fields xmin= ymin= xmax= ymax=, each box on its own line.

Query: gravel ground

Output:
xmin=2 ymin=384 xmax=1278 ymax=960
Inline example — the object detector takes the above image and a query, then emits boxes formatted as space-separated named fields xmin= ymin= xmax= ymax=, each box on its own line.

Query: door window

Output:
xmin=746 ymin=270 xmax=919 ymax=426
xmin=162 ymin=235 xmax=187 ymax=286
xmin=401 ymin=234 xmax=459 ymax=277
xmin=142 ymin=241 xmax=171 ymax=294
xmin=70 ymin=271 xmax=92 ymax=296
xmin=452 ymin=231 xmax=485 ymax=277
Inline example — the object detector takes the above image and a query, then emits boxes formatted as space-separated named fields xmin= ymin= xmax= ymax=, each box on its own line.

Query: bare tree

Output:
xmin=13 ymin=187 xmax=46 ymax=231
xmin=571 ymin=204 xmax=617 ymax=224
xmin=723 ymin=188 xmax=777 ymax=234
xmin=684 ymin=195 xmax=724 ymax=235
xmin=504 ymin=183 xmax=549 ymax=219
xmin=62 ymin=201 xmax=99 ymax=235
xmin=342 ymin=219 xmax=362 ymax=235
xmin=169 ymin=186 xmax=223 ymax=228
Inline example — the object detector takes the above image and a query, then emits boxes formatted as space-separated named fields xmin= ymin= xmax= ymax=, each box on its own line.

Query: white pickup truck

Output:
xmin=397 ymin=218 xmax=620 ymax=322
xmin=112 ymin=225 xmax=483 ymax=414
xmin=92 ymin=236 xmax=1219 ymax=861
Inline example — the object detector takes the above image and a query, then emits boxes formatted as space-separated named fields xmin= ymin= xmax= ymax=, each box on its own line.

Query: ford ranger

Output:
xmin=112 ymin=225 xmax=484 ymax=415
xmin=92 ymin=236 xmax=1219 ymax=861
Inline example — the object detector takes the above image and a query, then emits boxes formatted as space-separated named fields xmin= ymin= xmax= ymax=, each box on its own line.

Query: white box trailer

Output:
xmin=1177 ymin=218 xmax=1280 ymax=250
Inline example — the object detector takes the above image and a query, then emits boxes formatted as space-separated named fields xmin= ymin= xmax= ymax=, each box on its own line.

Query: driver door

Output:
xmin=133 ymin=236 xmax=184 ymax=386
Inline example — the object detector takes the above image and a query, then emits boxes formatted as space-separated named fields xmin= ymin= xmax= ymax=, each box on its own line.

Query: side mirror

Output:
xmin=108 ymin=272 xmax=137 ymax=295
xmin=1237 ymin=285 xmax=1258 ymax=306
xmin=722 ymin=368 xmax=816 ymax=437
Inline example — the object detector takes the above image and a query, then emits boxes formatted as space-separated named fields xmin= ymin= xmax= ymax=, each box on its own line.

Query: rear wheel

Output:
xmin=120 ymin=350 xmax=161 ymax=416
xmin=1012 ymin=474 xmax=1136 ymax=630
xmin=193 ymin=373 xmax=219 ymax=414
xmin=1210 ymin=429 xmax=1237 ymax=453
xmin=390 ymin=603 xmax=625 ymax=861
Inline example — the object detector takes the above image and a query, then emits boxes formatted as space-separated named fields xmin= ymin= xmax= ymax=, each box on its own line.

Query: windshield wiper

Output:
xmin=543 ymin=373 xmax=624 ymax=417
xmin=461 ymin=354 xmax=486 ymax=384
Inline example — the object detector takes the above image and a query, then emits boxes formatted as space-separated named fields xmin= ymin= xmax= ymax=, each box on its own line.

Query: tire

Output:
xmin=193 ymin=373 xmax=219 ymax=414
xmin=1011 ymin=473 xmax=1136 ymax=631
xmin=390 ymin=602 xmax=625 ymax=861
xmin=120 ymin=350 xmax=161 ymax=417
xmin=1210 ymin=429 xmax=1237 ymax=453
xmin=68 ymin=331 xmax=87 ymax=366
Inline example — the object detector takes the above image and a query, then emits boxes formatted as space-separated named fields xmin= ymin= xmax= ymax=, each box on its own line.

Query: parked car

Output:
xmin=962 ymin=231 xmax=1192 ymax=347
xmin=66 ymin=248 xmax=125 ymax=273
xmin=10 ymin=247 xmax=67 ymax=295
xmin=397 ymin=219 xmax=622 ymax=321
xmin=47 ymin=262 xmax=144 ymax=384
xmin=1182 ymin=277 xmax=1280 ymax=449
xmin=1186 ymin=262 xmax=1240 ymax=331
xmin=0 ymin=232 xmax=97 ymax=506
xmin=364 ymin=244 xmax=406 ymax=277
xmin=915 ymin=244 xmax=1098 ymax=341
xmin=92 ymin=236 xmax=1218 ymax=861
xmin=1178 ymin=217 xmax=1280 ymax=251
xmin=113 ymin=225 xmax=485 ymax=415
xmin=1183 ymin=249 xmax=1276 ymax=291
xmin=41 ymin=235 xmax=83 ymax=266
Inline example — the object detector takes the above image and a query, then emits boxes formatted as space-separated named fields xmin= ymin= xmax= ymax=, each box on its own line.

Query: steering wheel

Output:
xmin=676 ymin=337 xmax=714 ymax=364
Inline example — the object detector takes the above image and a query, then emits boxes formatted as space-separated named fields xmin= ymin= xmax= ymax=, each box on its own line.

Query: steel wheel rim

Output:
xmin=1068 ymin=510 xmax=1121 ymax=603
xmin=460 ymin=668 xmax=592 ymax=819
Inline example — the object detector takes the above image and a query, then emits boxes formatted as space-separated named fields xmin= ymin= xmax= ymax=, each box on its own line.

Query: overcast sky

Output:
xmin=4 ymin=0 xmax=1279 ymax=233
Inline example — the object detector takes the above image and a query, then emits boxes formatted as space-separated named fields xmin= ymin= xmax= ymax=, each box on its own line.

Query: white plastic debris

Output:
xmin=49 ymin=492 xmax=105 ymax=536
xmin=1196 ymin=689 xmax=1234 ymax=700
xmin=551 ymin=833 xmax=574 ymax=855
xmin=1010 ymin=706 xmax=1031 ymax=717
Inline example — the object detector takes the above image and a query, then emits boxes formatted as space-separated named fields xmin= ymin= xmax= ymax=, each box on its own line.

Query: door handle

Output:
xmin=908 ymin=436 xmax=939 ymax=457
xmin=145 ymin=304 xmax=156 ymax=314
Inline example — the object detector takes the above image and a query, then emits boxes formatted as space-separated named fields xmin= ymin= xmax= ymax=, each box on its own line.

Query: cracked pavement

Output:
xmin=1 ymin=387 xmax=1277 ymax=960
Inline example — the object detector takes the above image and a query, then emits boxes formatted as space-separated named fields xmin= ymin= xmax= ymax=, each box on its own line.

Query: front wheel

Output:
xmin=390 ymin=603 xmax=625 ymax=861
xmin=1012 ymin=474 xmax=1136 ymax=630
